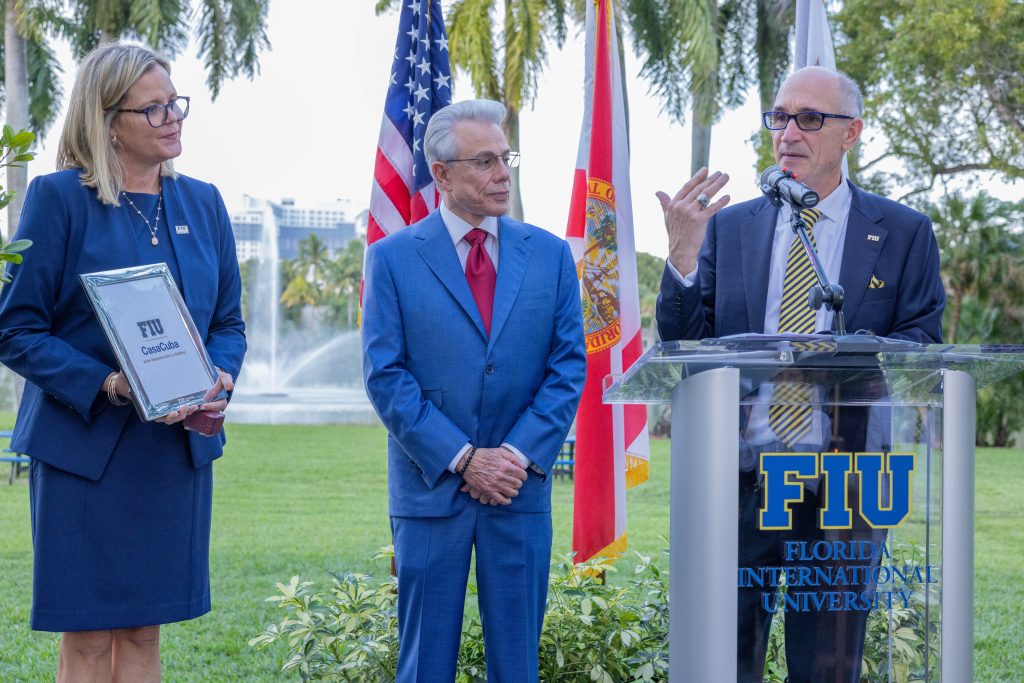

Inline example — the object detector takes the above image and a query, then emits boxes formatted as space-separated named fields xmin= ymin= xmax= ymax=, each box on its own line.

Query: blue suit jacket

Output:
xmin=0 ymin=170 xmax=246 ymax=481
xmin=657 ymin=182 xmax=946 ymax=344
xmin=362 ymin=211 xmax=586 ymax=518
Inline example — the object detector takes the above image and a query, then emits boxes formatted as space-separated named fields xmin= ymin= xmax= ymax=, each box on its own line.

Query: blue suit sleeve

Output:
xmin=0 ymin=176 xmax=113 ymax=421
xmin=656 ymin=215 xmax=717 ymax=341
xmin=885 ymin=214 xmax=945 ymax=343
xmin=362 ymin=242 xmax=470 ymax=488
xmin=502 ymin=241 xmax=587 ymax=473
xmin=202 ymin=184 xmax=246 ymax=379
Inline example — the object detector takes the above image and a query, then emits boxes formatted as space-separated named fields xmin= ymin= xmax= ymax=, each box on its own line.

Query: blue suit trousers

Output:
xmin=391 ymin=504 xmax=552 ymax=683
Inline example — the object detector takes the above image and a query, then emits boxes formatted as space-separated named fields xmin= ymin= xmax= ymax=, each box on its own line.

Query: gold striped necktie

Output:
xmin=769 ymin=207 xmax=823 ymax=447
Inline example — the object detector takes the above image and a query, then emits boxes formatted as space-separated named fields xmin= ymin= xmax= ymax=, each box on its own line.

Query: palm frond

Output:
xmin=226 ymin=0 xmax=271 ymax=82
xmin=755 ymin=0 xmax=792 ymax=110
xmin=624 ymin=0 xmax=719 ymax=125
xmin=25 ymin=31 xmax=62 ymax=136
xmin=374 ymin=0 xmax=402 ymax=14
xmin=195 ymin=0 xmax=230 ymax=98
xmin=447 ymin=0 xmax=500 ymax=100
xmin=503 ymin=0 xmax=548 ymax=109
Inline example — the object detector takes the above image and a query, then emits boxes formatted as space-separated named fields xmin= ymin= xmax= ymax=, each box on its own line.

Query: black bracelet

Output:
xmin=457 ymin=446 xmax=477 ymax=477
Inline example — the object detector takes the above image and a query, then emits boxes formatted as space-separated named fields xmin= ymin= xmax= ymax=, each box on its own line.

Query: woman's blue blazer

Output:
xmin=0 ymin=169 xmax=246 ymax=480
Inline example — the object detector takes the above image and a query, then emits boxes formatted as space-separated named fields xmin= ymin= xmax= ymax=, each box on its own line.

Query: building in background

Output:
xmin=231 ymin=195 xmax=367 ymax=262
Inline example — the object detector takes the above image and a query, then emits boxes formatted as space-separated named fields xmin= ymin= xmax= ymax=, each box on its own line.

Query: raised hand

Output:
xmin=656 ymin=167 xmax=731 ymax=275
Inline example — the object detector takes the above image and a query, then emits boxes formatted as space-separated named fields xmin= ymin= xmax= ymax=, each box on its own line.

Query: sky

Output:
xmin=22 ymin=1 xmax=1023 ymax=260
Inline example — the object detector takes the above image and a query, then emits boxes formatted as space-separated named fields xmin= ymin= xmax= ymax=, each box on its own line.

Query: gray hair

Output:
xmin=425 ymin=99 xmax=506 ymax=174
xmin=57 ymin=43 xmax=176 ymax=206
xmin=835 ymin=70 xmax=864 ymax=118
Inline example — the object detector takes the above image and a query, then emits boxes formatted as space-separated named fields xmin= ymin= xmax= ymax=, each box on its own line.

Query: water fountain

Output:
xmin=227 ymin=198 xmax=378 ymax=425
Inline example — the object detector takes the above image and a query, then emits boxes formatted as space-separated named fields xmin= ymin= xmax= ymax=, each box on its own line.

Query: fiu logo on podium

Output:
xmin=759 ymin=452 xmax=915 ymax=530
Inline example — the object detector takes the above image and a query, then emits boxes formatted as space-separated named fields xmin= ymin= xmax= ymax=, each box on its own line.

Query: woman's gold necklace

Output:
xmin=122 ymin=191 xmax=163 ymax=246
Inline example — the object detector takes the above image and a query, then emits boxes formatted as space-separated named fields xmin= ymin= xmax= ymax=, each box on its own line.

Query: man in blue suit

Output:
xmin=362 ymin=99 xmax=586 ymax=683
xmin=655 ymin=68 xmax=945 ymax=682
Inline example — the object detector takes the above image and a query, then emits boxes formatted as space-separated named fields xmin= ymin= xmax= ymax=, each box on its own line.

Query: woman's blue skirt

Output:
xmin=28 ymin=417 xmax=212 ymax=632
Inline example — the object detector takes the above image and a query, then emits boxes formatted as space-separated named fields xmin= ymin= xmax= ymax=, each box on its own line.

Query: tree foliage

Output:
xmin=836 ymin=0 xmax=1024 ymax=195
xmin=0 ymin=0 xmax=68 ymax=137
xmin=0 ymin=0 xmax=270 ymax=138
xmin=0 ymin=122 xmax=34 ymax=281
xmin=634 ymin=250 xmax=664 ymax=331
xmin=927 ymin=191 xmax=1024 ymax=446
xmin=280 ymin=235 xmax=366 ymax=330
xmin=63 ymin=0 xmax=271 ymax=99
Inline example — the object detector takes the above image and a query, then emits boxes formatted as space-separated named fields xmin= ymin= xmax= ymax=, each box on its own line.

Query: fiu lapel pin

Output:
xmin=867 ymin=234 xmax=880 ymax=242
xmin=869 ymin=275 xmax=885 ymax=289
xmin=175 ymin=225 xmax=190 ymax=235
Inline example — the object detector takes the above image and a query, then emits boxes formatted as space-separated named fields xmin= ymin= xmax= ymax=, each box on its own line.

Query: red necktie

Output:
xmin=464 ymin=228 xmax=496 ymax=334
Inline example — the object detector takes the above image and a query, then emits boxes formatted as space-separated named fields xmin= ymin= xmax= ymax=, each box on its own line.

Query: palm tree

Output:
xmin=1 ymin=0 xmax=65 ymax=238
xmin=294 ymin=233 xmax=331 ymax=292
xmin=929 ymin=191 xmax=1024 ymax=446
xmin=0 ymin=0 xmax=270 ymax=237
xmin=3 ymin=2 xmax=29 ymax=240
xmin=329 ymin=238 xmax=365 ymax=329
xmin=928 ymin=192 xmax=1024 ymax=344
xmin=374 ymin=0 xmax=559 ymax=221
xmin=752 ymin=0 xmax=793 ymax=171
xmin=280 ymin=233 xmax=335 ymax=323
xmin=63 ymin=0 xmax=270 ymax=99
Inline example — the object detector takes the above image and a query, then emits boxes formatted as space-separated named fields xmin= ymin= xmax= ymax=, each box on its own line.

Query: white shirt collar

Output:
xmin=439 ymin=201 xmax=499 ymax=246
xmin=780 ymin=178 xmax=852 ymax=227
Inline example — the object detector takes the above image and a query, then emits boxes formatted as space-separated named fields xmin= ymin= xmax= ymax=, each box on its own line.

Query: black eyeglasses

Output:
xmin=112 ymin=96 xmax=190 ymax=128
xmin=762 ymin=110 xmax=854 ymax=131
xmin=445 ymin=151 xmax=521 ymax=172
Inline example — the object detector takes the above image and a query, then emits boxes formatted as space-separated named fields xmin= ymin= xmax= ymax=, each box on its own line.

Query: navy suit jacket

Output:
xmin=362 ymin=211 xmax=586 ymax=518
xmin=657 ymin=182 xmax=945 ymax=344
xmin=0 ymin=170 xmax=246 ymax=481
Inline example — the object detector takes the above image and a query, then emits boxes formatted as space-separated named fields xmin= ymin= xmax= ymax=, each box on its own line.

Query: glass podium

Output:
xmin=603 ymin=336 xmax=1024 ymax=682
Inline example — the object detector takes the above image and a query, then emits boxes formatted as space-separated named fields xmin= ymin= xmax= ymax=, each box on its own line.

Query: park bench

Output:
xmin=1 ymin=430 xmax=29 ymax=485
xmin=552 ymin=436 xmax=575 ymax=479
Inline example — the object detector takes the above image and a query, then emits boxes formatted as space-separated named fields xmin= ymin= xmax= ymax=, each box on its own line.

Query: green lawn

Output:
xmin=0 ymin=419 xmax=1021 ymax=681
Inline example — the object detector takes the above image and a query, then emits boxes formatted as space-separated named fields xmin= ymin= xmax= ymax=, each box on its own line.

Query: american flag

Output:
xmin=368 ymin=0 xmax=452 ymax=245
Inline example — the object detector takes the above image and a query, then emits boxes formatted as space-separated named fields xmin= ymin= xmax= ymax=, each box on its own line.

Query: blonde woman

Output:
xmin=0 ymin=43 xmax=245 ymax=682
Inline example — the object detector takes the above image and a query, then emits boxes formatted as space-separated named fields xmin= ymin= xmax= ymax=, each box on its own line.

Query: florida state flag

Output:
xmin=567 ymin=0 xmax=649 ymax=564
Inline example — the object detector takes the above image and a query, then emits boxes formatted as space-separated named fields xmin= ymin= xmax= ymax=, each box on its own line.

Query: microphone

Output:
xmin=759 ymin=165 xmax=819 ymax=208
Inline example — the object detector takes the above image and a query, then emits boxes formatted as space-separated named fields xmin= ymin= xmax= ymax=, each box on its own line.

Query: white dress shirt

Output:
xmin=437 ymin=203 xmax=533 ymax=473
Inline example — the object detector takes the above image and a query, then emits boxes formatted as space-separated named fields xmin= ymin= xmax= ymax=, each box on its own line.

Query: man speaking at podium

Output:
xmin=655 ymin=67 xmax=945 ymax=682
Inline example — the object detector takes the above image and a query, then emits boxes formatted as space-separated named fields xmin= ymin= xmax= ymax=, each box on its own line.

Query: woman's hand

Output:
xmin=199 ymin=368 xmax=234 ymax=413
xmin=149 ymin=369 xmax=233 ymax=425
xmin=154 ymin=405 xmax=199 ymax=425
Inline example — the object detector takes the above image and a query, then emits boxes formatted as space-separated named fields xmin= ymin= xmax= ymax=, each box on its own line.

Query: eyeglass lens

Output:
xmin=146 ymin=97 xmax=190 ymax=127
xmin=765 ymin=111 xmax=824 ymax=131
xmin=471 ymin=153 xmax=520 ymax=170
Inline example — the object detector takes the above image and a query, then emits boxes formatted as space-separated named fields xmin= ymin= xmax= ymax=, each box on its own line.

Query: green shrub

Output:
xmin=253 ymin=544 xmax=940 ymax=681
xmin=251 ymin=550 xmax=669 ymax=682
xmin=763 ymin=543 xmax=941 ymax=682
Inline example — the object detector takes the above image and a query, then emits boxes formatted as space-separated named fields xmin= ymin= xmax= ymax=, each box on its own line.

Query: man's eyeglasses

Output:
xmin=112 ymin=96 xmax=190 ymax=128
xmin=762 ymin=110 xmax=854 ymax=132
xmin=445 ymin=151 xmax=521 ymax=172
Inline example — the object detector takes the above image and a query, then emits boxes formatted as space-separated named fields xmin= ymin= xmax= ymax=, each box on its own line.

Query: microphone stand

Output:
xmin=789 ymin=210 xmax=846 ymax=335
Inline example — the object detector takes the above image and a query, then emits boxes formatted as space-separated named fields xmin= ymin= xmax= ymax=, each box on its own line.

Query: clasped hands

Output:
xmin=459 ymin=446 xmax=528 ymax=506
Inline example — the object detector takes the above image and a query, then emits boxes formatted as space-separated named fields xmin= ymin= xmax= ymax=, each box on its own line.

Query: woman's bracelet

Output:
xmin=456 ymin=446 xmax=477 ymax=477
xmin=106 ymin=372 xmax=129 ymax=406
